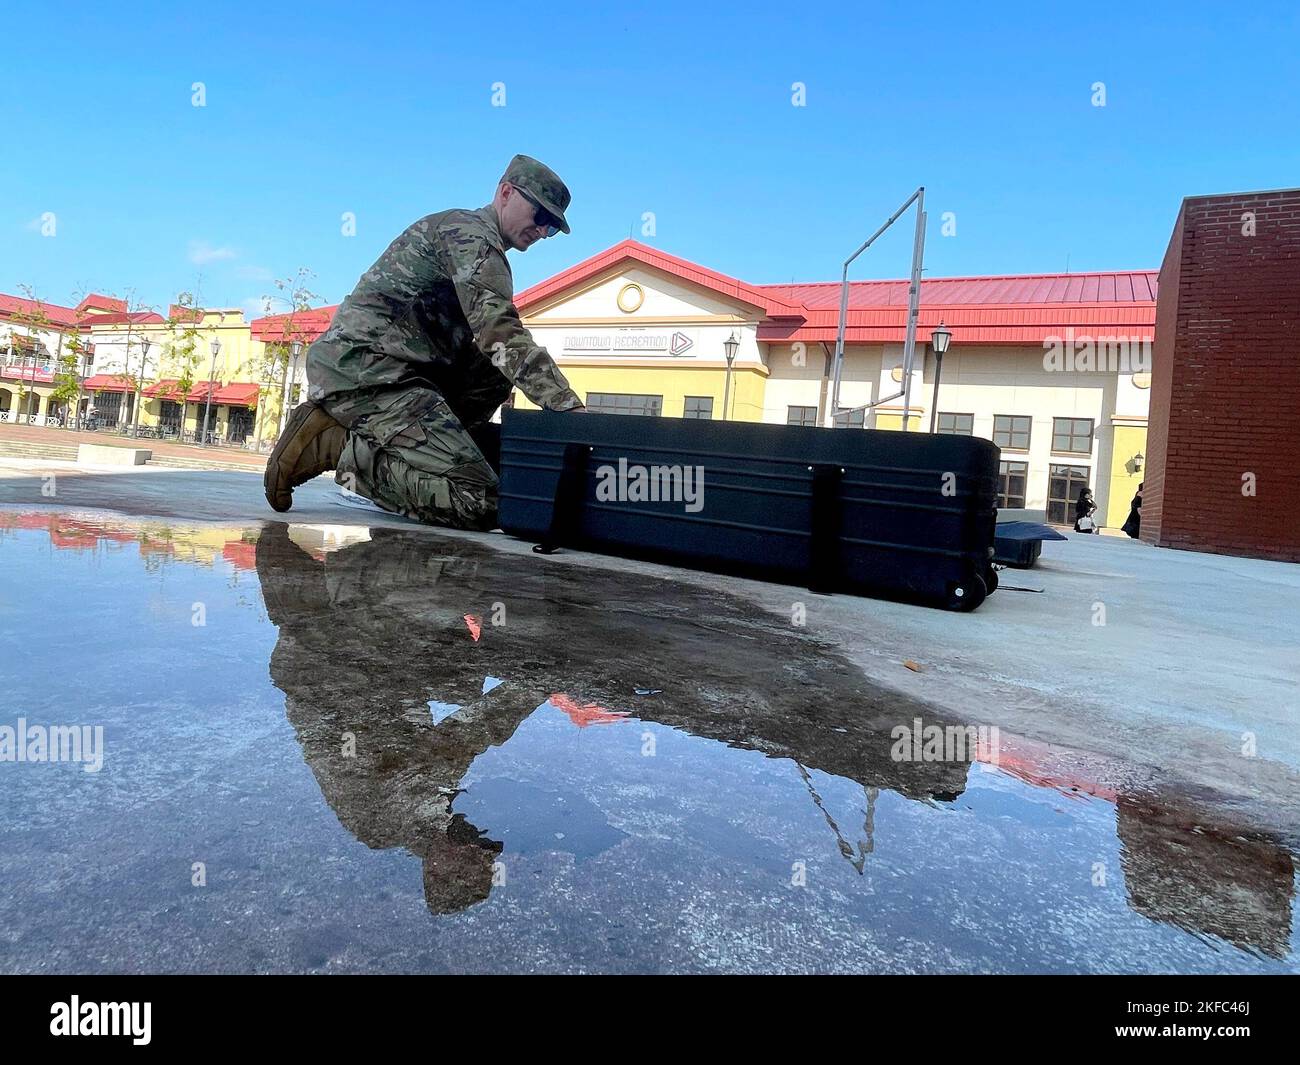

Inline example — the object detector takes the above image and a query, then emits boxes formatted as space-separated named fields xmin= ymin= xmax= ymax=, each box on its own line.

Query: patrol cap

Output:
xmin=502 ymin=154 xmax=572 ymax=234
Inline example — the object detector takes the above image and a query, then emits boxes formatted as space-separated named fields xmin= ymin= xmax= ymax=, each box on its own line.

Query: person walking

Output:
xmin=1121 ymin=482 xmax=1143 ymax=538
xmin=1073 ymin=487 xmax=1099 ymax=533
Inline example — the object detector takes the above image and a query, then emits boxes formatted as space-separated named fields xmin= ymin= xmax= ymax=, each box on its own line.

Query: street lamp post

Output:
xmin=721 ymin=331 xmax=739 ymax=421
xmin=928 ymin=321 xmax=952 ymax=434
xmin=131 ymin=337 xmax=151 ymax=438
xmin=203 ymin=336 xmax=221 ymax=446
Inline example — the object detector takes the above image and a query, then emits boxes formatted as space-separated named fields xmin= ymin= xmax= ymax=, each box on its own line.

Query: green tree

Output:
xmin=80 ymin=287 xmax=159 ymax=434
xmin=4 ymin=285 xmax=56 ymax=424
xmin=161 ymin=292 xmax=204 ymax=437
xmin=50 ymin=334 xmax=85 ymax=429
xmin=253 ymin=267 xmax=320 ymax=449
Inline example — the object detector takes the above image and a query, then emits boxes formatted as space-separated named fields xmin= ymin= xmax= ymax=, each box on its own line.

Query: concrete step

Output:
xmin=0 ymin=440 xmax=80 ymax=461
xmin=0 ymin=438 xmax=263 ymax=473
xmin=149 ymin=455 xmax=264 ymax=474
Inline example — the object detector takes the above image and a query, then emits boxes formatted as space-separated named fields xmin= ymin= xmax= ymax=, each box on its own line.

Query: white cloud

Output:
xmin=241 ymin=296 xmax=274 ymax=319
xmin=188 ymin=240 xmax=237 ymax=265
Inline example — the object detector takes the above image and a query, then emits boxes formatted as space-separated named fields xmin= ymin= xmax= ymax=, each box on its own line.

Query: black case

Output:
xmin=498 ymin=409 xmax=1001 ymax=610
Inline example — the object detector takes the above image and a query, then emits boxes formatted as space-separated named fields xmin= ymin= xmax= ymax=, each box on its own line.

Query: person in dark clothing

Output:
xmin=1121 ymin=482 xmax=1144 ymax=538
xmin=1073 ymin=487 xmax=1098 ymax=533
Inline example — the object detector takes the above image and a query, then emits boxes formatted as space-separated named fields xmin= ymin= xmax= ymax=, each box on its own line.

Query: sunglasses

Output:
xmin=513 ymin=185 xmax=560 ymax=238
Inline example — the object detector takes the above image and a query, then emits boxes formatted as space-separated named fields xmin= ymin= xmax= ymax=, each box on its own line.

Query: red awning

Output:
xmin=143 ymin=378 xmax=183 ymax=399
xmin=211 ymin=382 xmax=260 ymax=407
xmin=82 ymin=374 xmax=134 ymax=393
xmin=142 ymin=379 xmax=215 ymax=402
xmin=188 ymin=381 xmax=218 ymax=403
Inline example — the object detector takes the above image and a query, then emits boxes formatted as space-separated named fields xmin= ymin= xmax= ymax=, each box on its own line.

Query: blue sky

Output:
xmin=4 ymin=1 xmax=1298 ymax=315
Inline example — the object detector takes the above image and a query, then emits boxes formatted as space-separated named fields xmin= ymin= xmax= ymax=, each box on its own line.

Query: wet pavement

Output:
xmin=0 ymin=509 xmax=1296 ymax=973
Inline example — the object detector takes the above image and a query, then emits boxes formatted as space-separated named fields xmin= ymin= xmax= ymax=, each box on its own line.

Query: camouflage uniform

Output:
xmin=306 ymin=183 xmax=581 ymax=530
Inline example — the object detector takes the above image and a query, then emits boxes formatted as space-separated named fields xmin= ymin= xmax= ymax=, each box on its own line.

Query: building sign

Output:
xmin=563 ymin=335 xmax=611 ymax=351
xmin=561 ymin=329 xmax=696 ymax=356
xmin=613 ymin=333 xmax=669 ymax=351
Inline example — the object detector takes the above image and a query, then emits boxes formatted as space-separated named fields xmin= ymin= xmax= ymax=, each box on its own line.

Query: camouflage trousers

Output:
xmin=321 ymin=386 xmax=501 ymax=531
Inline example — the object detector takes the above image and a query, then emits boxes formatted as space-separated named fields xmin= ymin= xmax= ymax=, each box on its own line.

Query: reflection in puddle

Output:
xmin=0 ymin=509 xmax=1296 ymax=972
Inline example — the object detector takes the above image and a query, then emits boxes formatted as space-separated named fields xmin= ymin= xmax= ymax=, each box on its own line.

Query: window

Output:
xmin=683 ymin=396 xmax=713 ymax=420
xmin=585 ymin=392 xmax=662 ymax=416
xmin=998 ymin=461 xmax=1028 ymax=508
xmin=1047 ymin=464 xmax=1090 ymax=524
xmin=993 ymin=414 xmax=1032 ymax=450
xmin=227 ymin=407 xmax=255 ymax=443
xmin=95 ymin=390 xmax=124 ymax=428
xmin=160 ymin=400 xmax=183 ymax=434
xmin=786 ymin=405 xmax=818 ymax=427
xmin=1052 ymin=417 xmax=1094 ymax=454
xmin=937 ymin=412 xmax=974 ymax=436
xmin=832 ymin=407 xmax=865 ymax=430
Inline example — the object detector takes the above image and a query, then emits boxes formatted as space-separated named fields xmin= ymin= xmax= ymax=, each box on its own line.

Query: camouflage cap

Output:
xmin=502 ymin=154 xmax=572 ymax=234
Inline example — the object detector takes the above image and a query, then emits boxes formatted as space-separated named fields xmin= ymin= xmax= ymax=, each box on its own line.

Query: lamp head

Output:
xmin=931 ymin=321 xmax=952 ymax=355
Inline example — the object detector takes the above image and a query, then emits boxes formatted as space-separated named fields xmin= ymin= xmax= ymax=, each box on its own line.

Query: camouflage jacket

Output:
xmin=306 ymin=205 xmax=582 ymax=426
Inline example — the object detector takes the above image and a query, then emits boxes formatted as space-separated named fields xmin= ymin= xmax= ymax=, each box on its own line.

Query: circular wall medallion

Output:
xmin=1132 ymin=372 xmax=1151 ymax=389
xmin=890 ymin=366 xmax=905 ymax=384
xmin=616 ymin=283 xmax=644 ymax=314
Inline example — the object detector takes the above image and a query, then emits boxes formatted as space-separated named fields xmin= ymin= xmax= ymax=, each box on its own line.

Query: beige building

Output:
xmin=515 ymin=241 xmax=1156 ymax=528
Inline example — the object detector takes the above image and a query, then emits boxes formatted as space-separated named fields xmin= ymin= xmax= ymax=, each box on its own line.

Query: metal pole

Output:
xmin=132 ymin=340 xmax=149 ymax=439
xmin=202 ymin=350 xmax=216 ymax=447
xmin=721 ymin=356 xmax=733 ymax=421
xmin=829 ymin=187 xmax=924 ymax=424
xmin=929 ymin=349 xmax=943 ymax=433
xmin=901 ymin=190 xmax=927 ymax=432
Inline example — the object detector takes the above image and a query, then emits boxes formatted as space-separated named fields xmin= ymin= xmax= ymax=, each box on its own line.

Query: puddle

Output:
xmin=0 ymin=510 xmax=1296 ymax=973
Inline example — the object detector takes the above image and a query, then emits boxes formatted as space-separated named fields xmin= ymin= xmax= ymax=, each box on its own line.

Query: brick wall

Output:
xmin=1143 ymin=188 xmax=1300 ymax=562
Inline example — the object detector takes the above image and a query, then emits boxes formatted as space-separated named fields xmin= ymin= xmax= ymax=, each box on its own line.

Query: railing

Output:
xmin=0 ymin=411 xmax=63 ymax=426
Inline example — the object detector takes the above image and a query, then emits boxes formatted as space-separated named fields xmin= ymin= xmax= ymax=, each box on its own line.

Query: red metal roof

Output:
xmin=762 ymin=271 xmax=1158 ymax=309
xmin=82 ymin=373 xmax=134 ymax=393
xmin=168 ymin=304 xmax=205 ymax=323
xmin=515 ymin=241 xmax=1157 ymax=345
xmin=78 ymin=311 xmax=167 ymax=329
xmin=758 ymin=271 xmax=1157 ymax=344
xmin=516 ymin=239 xmax=805 ymax=318
xmin=76 ymin=294 xmax=128 ymax=315
xmin=0 ymin=293 xmax=81 ymax=329
xmin=250 ymin=305 xmax=338 ymax=343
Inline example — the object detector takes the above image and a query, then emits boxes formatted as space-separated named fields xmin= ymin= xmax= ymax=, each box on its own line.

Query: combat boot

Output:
xmin=264 ymin=401 xmax=347 ymax=513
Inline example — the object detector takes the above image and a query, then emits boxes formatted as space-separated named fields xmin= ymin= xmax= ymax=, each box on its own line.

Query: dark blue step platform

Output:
xmin=993 ymin=521 xmax=1069 ymax=568
xmin=498 ymin=409 xmax=1002 ymax=611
